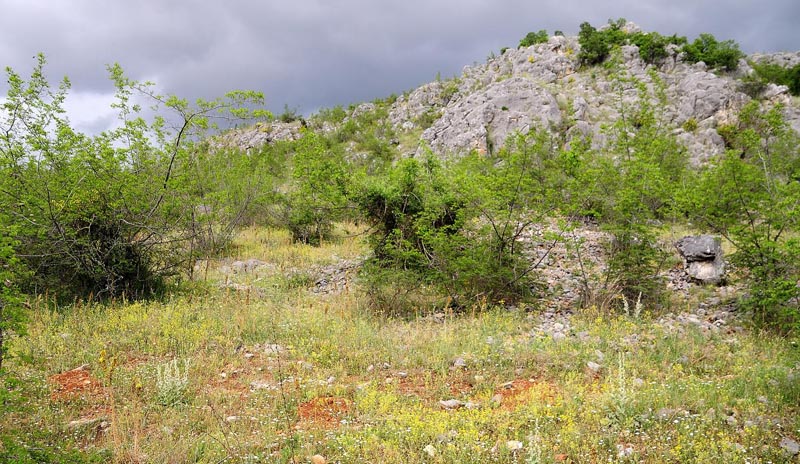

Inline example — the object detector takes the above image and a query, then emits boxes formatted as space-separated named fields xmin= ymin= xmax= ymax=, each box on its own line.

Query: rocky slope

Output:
xmin=388 ymin=30 xmax=799 ymax=164
xmin=224 ymin=23 xmax=799 ymax=166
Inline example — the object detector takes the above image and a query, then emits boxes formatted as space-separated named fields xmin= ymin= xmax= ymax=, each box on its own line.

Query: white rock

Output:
xmin=439 ymin=399 xmax=465 ymax=410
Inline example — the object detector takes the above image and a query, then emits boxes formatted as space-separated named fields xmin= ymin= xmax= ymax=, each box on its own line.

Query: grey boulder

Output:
xmin=675 ymin=235 xmax=725 ymax=285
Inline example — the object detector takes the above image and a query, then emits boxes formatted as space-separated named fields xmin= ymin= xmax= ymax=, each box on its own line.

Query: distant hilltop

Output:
xmin=224 ymin=19 xmax=800 ymax=166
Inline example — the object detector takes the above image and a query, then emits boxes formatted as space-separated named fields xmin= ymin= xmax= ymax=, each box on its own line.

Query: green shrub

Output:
xmin=357 ymin=140 xmax=551 ymax=311
xmin=738 ymin=73 xmax=770 ymax=98
xmin=0 ymin=55 xmax=270 ymax=299
xmin=593 ymin=74 xmax=688 ymax=307
xmin=278 ymin=103 xmax=300 ymax=123
xmin=578 ymin=20 xmax=686 ymax=67
xmin=629 ymin=32 xmax=686 ymax=64
xmin=681 ymin=33 xmax=744 ymax=71
xmin=519 ymin=30 xmax=549 ymax=48
xmin=749 ymin=61 xmax=800 ymax=96
xmin=285 ymin=132 xmax=350 ymax=245
xmin=577 ymin=21 xmax=611 ymax=66
xmin=684 ymin=101 xmax=800 ymax=331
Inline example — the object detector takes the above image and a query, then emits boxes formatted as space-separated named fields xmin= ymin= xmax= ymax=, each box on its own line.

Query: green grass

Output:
xmin=2 ymin=226 xmax=799 ymax=463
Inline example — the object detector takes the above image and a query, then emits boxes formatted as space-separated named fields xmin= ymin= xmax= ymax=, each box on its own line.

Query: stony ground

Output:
xmin=3 ymin=226 xmax=799 ymax=463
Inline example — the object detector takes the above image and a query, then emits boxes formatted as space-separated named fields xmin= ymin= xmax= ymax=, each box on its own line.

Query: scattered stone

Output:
xmin=67 ymin=417 xmax=109 ymax=430
xmin=311 ymin=455 xmax=327 ymax=464
xmin=594 ymin=350 xmax=605 ymax=362
xmin=225 ymin=416 xmax=239 ymax=423
xmin=453 ymin=357 xmax=467 ymax=369
xmin=506 ymin=440 xmax=524 ymax=451
xmin=586 ymin=361 xmax=602 ymax=373
xmin=311 ymin=259 xmax=362 ymax=294
xmin=264 ymin=344 xmax=285 ymax=355
xmin=780 ymin=437 xmax=800 ymax=456
xmin=249 ymin=381 xmax=273 ymax=391
xmin=439 ymin=399 xmax=465 ymax=410
xmin=396 ymin=371 xmax=408 ymax=379
xmin=656 ymin=408 xmax=679 ymax=420
xmin=616 ymin=443 xmax=634 ymax=458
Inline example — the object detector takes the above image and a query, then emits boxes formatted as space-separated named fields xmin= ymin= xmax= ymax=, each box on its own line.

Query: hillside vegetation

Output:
xmin=1 ymin=20 xmax=799 ymax=463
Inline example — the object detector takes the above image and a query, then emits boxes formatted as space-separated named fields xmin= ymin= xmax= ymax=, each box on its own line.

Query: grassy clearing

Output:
xmin=2 ymin=226 xmax=799 ymax=463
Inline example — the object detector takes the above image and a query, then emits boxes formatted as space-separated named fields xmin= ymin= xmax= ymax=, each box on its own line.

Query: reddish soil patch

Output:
xmin=297 ymin=396 xmax=351 ymax=429
xmin=49 ymin=366 xmax=106 ymax=401
xmin=395 ymin=371 xmax=474 ymax=400
xmin=493 ymin=379 xmax=557 ymax=410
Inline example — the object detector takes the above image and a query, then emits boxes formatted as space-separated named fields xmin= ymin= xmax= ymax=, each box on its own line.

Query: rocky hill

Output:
xmin=391 ymin=28 xmax=799 ymax=165
xmin=225 ymin=22 xmax=800 ymax=168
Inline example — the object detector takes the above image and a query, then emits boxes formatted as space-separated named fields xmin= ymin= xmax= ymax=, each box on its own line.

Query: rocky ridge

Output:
xmin=385 ymin=27 xmax=799 ymax=164
xmin=223 ymin=24 xmax=799 ymax=165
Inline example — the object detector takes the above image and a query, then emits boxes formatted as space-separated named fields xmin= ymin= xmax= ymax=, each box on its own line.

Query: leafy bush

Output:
xmin=357 ymin=140 xmax=551 ymax=311
xmin=684 ymin=102 xmax=800 ymax=331
xmin=682 ymin=117 xmax=698 ymax=132
xmin=748 ymin=61 xmax=800 ymax=96
xmin=577 ymin=21 xmax=612 ymax=66
xmin=578 ymin=20 xmax=686 ymax=66
xmin=278 ymin=103 xmax=301 ymax=123
xmin=681 ymin=33 xmax=744 ymax=71
xmin=519 ymin=30 xmax=549 ymax=48
xmin=0 ymin=55 xmax=270 ymax=299
xmin=629 ymin=32 xmax=686 ymax=64
xmin=285 ymin=132 xmax=350 ymax=245
xmin=589 ymin=73 xmax=688 ymax=307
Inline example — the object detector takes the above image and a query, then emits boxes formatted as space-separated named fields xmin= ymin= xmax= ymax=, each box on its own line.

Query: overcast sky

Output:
xmin=1 ymin=0 xmax=798 ymax=134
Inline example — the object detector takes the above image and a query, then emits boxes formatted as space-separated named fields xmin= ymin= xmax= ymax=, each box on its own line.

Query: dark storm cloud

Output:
xmin=1 ymin=0 xmax=797 ymax=131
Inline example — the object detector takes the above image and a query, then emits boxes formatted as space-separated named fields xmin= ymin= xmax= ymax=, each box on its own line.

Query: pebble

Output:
xmin=506 ymin=440 xmax=524 ymax=451
xmin=439 ymin=399 xmax=465 ymax=410
xmin=780 ymin=437 xmax=800 ymax=456
xmin=264 ymin=344 xmax=284 ymax=355
xmin=249 ymin=381 xmax=273 ymax=391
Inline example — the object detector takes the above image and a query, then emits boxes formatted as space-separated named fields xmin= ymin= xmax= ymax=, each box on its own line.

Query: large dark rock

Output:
xmin=675 ymin=235 xmax=725 ymax=285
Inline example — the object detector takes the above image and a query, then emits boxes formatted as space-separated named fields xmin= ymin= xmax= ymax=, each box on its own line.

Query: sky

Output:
xmin=1 ymin=0 xmax=798 ymax=134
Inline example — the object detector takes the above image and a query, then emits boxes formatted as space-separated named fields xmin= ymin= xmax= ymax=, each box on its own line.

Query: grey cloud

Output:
xmin=1 ymin=0 xmax=798 ymax=123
